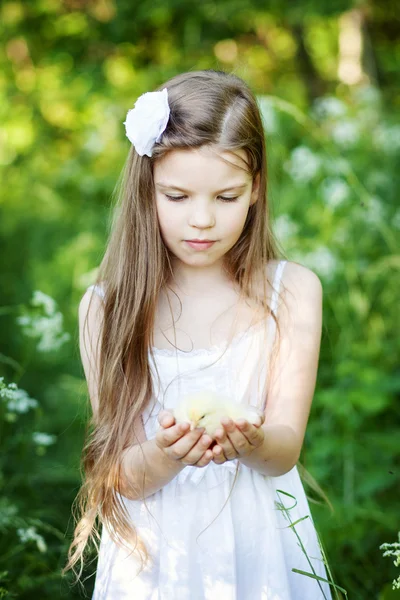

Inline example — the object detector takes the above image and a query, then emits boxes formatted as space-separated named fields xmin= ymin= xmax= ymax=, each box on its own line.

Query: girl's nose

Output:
xmin=189 ymin=204 xmax=216 ymax=228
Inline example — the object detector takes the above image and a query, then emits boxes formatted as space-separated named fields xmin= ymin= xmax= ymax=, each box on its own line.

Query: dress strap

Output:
xmin=270 ymin=260 xmax=287 ymax=314
xmin=87 ymin=283 xmax=106 ymax=300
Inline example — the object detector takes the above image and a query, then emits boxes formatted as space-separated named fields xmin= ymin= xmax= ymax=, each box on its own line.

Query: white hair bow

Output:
xmin=123 ymin=87 xmax=170 ymax=158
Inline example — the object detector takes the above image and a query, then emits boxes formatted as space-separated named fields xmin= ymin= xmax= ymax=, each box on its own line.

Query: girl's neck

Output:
xmin=168 ymin=260 xmax=235 ymax=298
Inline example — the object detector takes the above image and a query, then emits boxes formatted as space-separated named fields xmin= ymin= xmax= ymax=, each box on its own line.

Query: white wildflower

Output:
xmin=32 ymin=432 xmax=57 ymax=446
xmin=274 ymin=214 xmax=299 ymax=242
xmin=320 ymin=177 xmax=350 ymax=209
xmin=363 ymin=196 xmax=385 ymax=224
xmin=83 ymin=131 xmax=105 ymax=155
xmin=354 ymin=85 xmax=381 ymax=107
xmin=331 ymin=120 xmax=359 ymax=147
xmin=380 ymin=532 xmax=400 ymax=591
xmin=17 ymin=526 xmax=47 ymax=553
xmin=373 ymin=124 xmax=400 ymax=154
xmin=17 ymin=311 xmax=70 ymax=353
xmin=324 ymin=157 xmax=351 ymax=177
xmin=366 ymin=170 xmax=391 ymax=191
xmin=302 ymin=246 xmax=338 ymax=279
xmin=0 ymin=383 xmax=38 ymax=413
xmin=16 ymin=315 xmax=31 ymax=326
xmin=313 ymin=97 xmax=347 ymax=120
xmin=286 ymin=146 xmax=322 ymax=183
xmin=31 ymin=290 xmax=57 ymax=317
xmin=0 ymin=501 xmax=18 ymax=526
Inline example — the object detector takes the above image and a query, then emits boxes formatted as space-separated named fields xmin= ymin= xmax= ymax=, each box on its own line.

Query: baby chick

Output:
xmin=173 ymin=391 xmax=264 ymax=440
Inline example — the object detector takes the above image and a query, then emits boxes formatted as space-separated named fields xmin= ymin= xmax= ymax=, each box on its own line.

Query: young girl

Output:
xmin=64 ymin=69 xmax=332 ymax=599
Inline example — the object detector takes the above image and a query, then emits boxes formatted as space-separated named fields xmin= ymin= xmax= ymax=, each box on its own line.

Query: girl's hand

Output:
xmin=212 ymin=417 xmax=265 ymax=465
xmin=156 ymin=409 xmax=214 ymax=468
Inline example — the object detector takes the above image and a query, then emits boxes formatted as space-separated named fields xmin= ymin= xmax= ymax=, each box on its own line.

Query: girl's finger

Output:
xmin=235 ymin=420 xmax=264 ymax=447
xmin=156 ymin=422 xmax=190 ymax=449
xmin=212 ymin=444 xmax=228 ymax=464
xmin=181 ymin=434 xmax=213 ymax=465
xmin=194 ymin=449 xmax=214 ymax=467
xmin=158 ymin=409 xmax=175 ymax=428
xmin=219 ymin=419 xmax=252 ymax=455
xmin=169 ymin=428 xmax=207 ymax=459
xmin=214 ymin=426 xmax=238 ymax=460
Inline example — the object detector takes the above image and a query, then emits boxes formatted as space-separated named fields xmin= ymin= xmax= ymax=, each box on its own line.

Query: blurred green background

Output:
xmin=0 ymin=0 xmax=399 ymax=598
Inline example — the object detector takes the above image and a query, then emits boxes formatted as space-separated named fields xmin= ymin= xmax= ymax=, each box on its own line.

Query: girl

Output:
xmin=63 ymin=69 xmax=333 ymax=599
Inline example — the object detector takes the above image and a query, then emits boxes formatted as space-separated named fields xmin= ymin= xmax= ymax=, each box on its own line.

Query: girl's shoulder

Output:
xmin=262 ymin=259 xmax=321 ymax=293
xmin=260 ymin=260 xmax=322 ymax=318
xmin=272 ymin=261 xmax=323 ymax=326
xmin=275 ymin=260 xmax=321 ymax=287
xmin=85 ymin=281 xmax=107 ymax=301
xmin=265 ymin=258 xmax=319 ymax=280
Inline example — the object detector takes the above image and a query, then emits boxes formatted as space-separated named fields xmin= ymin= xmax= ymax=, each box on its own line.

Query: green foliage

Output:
xmin=0 ymin=0 xmax=399 ymax=597
xmin=259 ymin=86 xmax=399 ymax=598
xmin=264 ymin=89 xmax=400 ymax=597
xmin=0 ymin=297 xmax=92 ymax=598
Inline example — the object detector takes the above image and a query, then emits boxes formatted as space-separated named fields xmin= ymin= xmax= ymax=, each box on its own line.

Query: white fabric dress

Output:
xmin=88 ymin=260 xmax=332 ymax=600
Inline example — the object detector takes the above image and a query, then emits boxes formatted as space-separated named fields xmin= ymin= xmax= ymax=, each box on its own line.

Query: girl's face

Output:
xmin=153 ymin=146 xmax=260 ymax=269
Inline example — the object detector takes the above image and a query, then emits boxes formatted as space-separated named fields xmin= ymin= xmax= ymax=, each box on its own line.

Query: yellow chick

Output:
xmin=173 ymin=391 xmax=264 ymax=440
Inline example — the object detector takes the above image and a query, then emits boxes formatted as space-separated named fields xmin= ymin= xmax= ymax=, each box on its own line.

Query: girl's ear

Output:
xmin=250 ymin=172 xmax=260 ymax=205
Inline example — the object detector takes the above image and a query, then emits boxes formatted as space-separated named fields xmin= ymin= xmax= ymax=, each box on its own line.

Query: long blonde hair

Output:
xmin=62 ymin=69 xmax=331 ymax=585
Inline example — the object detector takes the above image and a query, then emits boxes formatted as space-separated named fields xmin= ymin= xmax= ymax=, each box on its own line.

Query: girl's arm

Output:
xmin=240 ymin=262 xmax=323 ymax=475
xmin=118 ymin=435 xmax=186 ymax=500
xmin=79 ymin=290 xmax=212 ymax=501
xmin=210 ymin=262 xmax=323 ymax=476
xmin=118 ymin=411 xmax=202 ymax=500
xmin=119 ymin=412 xmax=214 ymax=500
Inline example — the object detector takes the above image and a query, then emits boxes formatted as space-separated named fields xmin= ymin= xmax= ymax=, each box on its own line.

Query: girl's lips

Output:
xmin=185 ymin=240 xmax=215 ymax=250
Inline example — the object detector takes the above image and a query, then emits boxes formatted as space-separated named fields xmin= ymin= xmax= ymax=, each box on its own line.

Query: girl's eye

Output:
xmin=165 ymin=195 xmax=239 ymax=203
xmin=165 ymin=195 xmax=185 ymax=201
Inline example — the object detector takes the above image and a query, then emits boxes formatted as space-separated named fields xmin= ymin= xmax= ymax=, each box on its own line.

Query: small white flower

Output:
xmin=363 ymin=196 xmax=385 ymax=224
xmin=274 ymin=214 xmax=299 ymax=242
xmin=16 ymin=315 xmax=31 ymax=326
xmin=324 ymin=157 xmax=351 ymax=177
xmin=354 ymin=85 xmax=381 ymax=107
xmin=83 ymin=131 xmax=105 ymax=155
xmin=124 ymin=87 xmax=170 ymax=157
xmin=366 ymin=170 xmax=391 ymax=191
xmin=0 ymin=384 xmax=38 ymax=413
xmin=32 ymin=432 xmax=57 ymax=446
xmin=320 ymin=177 xmax=350 ymax=209
xmin=17 ymin=311 xmax=70 ymax=353
xmin=380 ymin=533 xmax=400 ymax=591
xmin=302 ymin=246 xmax=338 ymax=279
xmin=373 ymin=124 xmax=400 ymax=154
xmin=286 ymin=146 xmax=322 ymax=183
xmin=313 ymin=97 xmax=347 ymax=120
xmin=31 ymin=291 xmax=57 ymax=317
xmin=17 ymin=526 xmax=47 ymax=553
xmin=331 ymin=120 xmax=359 ymax=147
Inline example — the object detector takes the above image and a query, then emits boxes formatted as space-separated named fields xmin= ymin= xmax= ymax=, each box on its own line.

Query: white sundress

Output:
xmin=87 ymin=260 xmax=333 ymax=600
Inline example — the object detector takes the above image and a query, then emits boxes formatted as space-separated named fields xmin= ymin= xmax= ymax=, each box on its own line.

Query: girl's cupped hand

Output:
xmin=156 ymin=409 xmax=265 ymax=468
xmin=211 ymin=416 xmax=265 ymax=465
xmin=156 ymin=409 xmax=214 ymax=468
